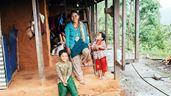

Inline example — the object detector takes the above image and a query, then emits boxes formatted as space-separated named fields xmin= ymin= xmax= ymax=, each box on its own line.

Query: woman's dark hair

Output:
xmin=70 ymin=10 xmax=79 ymax=17
xmin=59 ymin=49 xmax=67 ymax=57
xmin=99 ymin=32 xmax=106 ymax=41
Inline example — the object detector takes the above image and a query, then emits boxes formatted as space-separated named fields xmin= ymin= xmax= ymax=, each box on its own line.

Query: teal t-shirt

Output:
xmin=64 ymin=21 xmax=89 ymax=49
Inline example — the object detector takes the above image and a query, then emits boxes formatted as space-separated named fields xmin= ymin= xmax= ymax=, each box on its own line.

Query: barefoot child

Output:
xmin=91 ymin=32 xmax=107 ymax=79
xmin=56 ymin=50 xmax=78 ymax=96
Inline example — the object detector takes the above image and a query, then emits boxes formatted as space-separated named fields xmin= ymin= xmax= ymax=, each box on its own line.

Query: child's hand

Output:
xmin=95 ymin=45 xmax=100 ymax=50
xmin=63 ymin=82 xmax=67 ymax=86
xmin=62 ymin=81 xmax=67 ymax=86
xmin=64 ymin=79 xmax=67 ymax=84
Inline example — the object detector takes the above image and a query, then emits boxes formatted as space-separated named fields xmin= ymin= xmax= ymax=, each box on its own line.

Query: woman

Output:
xmin=65 ymin=10 xmax=92 ymax=84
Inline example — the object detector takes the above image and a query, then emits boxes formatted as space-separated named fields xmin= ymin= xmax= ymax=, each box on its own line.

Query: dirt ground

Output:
xmin=119 ymin=58 xmax=171 ymax=96
xmin=0 ymin=63 xmax=121 ymax=96
xmin=106 ymin=46 xmax=171 ymax=96
xmin=2 ymin=46 xmax=171 ymax=96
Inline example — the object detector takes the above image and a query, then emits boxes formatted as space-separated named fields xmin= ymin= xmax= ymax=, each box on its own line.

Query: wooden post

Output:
xmin=105 ymin=0 xmax=108 ymax=46
xmin=115 ymin=0 xmax=120 ymax=49
xmin=64 ymin=0 xmax=67 ymax=18
xmin=122 ymin=0 xmax=126 ymax=70
xmin=113 ymin=0 xmax=116 ymax=80
xmin=0 ymin=14 xmax=2 ymax=37
xmin=44 ymin=0 xmax=51 ymax=66
xmin=89 ymin=7 xmax=91 ymax=32
xmin=113 ymin=0 xmax=120 ymax=79
xmin=32 ymin=0 xmax=45 ymax=81
xmin=127 ymin=0 xmax=133 ymax=51
xmin=95 ymin=3 xmax=98 ymax=34
xmin=86 ymin=7 xmax=91 ymax=39
xmin=135 ymin=0 xmax=139 ymax=60
xmin=91 ymin=4 xmax=95 ymax=40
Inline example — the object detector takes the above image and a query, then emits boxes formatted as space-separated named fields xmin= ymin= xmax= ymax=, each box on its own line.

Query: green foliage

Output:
xmin=97 ymin=0 xmax=171 ymax=58
xmin=97 ymin=0 xmax=114 ymax=44
xmin=139 ymin=0 xmax=161 ymax=49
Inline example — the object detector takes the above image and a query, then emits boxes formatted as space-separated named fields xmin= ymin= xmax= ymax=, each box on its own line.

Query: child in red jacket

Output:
xmin=91 ymin=32 xmax=107 ymax=79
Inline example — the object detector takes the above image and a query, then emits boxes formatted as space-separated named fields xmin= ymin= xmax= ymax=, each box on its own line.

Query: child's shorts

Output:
xmin=95 ymin=56 xmax=107 ymax=72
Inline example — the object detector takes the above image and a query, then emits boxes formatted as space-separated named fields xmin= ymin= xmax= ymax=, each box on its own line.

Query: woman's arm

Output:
xmin=64 ymin=24 xmax=71 ymax=54
xmin=64 ymin=24 xmax=70 ymax=49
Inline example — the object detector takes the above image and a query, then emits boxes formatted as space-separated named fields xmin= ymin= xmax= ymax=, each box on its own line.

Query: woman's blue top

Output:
xmin=65 ymin=21 xmax=89 ymax=49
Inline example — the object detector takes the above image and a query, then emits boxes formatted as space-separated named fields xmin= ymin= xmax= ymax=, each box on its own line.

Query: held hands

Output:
xmin=95 ymin=45 xmax=100 ymax=50
xmin=66 ymin=47 xmax=71 ymax=55
xmin=88 ymin=43 xmax=92 ymax=49
xmin=62 ymin=81 xmax=67 ymax=86
xmin=62 ymin=79 xmax=67 ymax=86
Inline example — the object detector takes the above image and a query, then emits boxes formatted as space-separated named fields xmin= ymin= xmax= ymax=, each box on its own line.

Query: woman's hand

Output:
xmin=88 ymin=44 xmax=92 ymax=49
xmin=66 ymin=47 xmax=71 ymax=55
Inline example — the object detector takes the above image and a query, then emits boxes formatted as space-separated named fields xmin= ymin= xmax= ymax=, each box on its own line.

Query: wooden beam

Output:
xmin=64 ymin=0 xmax=67 ymax=17
xmin=113 ymin=0 xmax=120 ymax=79
xmin=0 ymin=13 xmax=1 ymax=37
xmin=95 ymin=3 xmax=98 ymax=34
xmin=135 ymin=0 xmax=139 ymax=60
xmin=86 ymin=8 xmax=90 ymax=34
xmin=88 ymin=7 xmax=93 ymax=43
xmin=115 ymin=0 xmax=120 ymax=49
xmin=91 ymin=4 xmax=95 ymax=40
xmin=112 ymin=0 xmax=115 ymax=80
xmin=105 ymin=0 xmax=108 ymax=47
xmin=122 ymin=0 xmax=126 ymax=70
xmin=44 ymin=0 xmax=51 ymax=66
xmin=32 ymin=0 xmax=45 ymax=81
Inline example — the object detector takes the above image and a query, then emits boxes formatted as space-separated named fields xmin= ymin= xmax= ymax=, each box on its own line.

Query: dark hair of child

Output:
xmin=59 ymin=49 xmax=67 ymax=57
xmin=99 ymin=32 xmax=106 ymax=41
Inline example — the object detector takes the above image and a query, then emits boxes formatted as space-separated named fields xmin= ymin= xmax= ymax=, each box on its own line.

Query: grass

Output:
xmin=140 ymin=49 xmax=169 ymax=59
